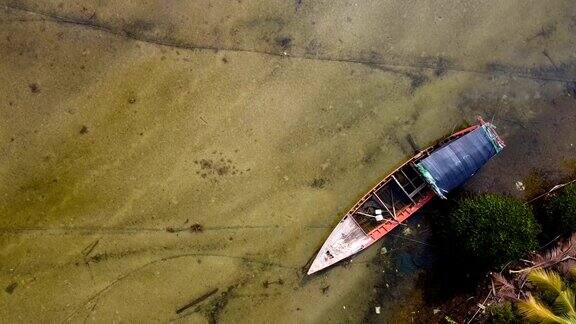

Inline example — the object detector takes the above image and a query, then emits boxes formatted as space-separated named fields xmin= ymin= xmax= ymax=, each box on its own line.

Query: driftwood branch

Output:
xmin=466 ymin=291 xmax=492 ymax=324
xmin=176 ymin=288 xmax=219 ymax=315
xmin=528 ymin=179 xmax=576 ymax=203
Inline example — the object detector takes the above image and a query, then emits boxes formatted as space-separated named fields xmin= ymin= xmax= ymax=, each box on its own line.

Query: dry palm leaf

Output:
xmin=491 ymin=273 xmax=518 ymax=300
xmin=559 ymin=262 xmax=576 ymax=277
xmin=512 ymin=234 xmax=576 ymax=275
xmin=570 ymin=267 xmax=576 ymax=279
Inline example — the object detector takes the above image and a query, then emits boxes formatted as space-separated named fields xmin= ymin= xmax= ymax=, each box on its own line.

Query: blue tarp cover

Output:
xmin=415 ymin=124 xmax=504 ymax=199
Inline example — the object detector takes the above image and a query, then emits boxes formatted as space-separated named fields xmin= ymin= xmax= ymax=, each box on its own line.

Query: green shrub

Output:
xmin=485 ymin=302 xmax=522 ymax=324
xmin=443 ymin=194 xmax=540 ymax=269
xmin=544 ymin=183 xmax=576 ymax=236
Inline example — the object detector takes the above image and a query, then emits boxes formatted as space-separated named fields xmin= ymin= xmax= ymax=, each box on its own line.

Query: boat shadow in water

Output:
xmin=364 ymin=192 xmax=488 ymax=323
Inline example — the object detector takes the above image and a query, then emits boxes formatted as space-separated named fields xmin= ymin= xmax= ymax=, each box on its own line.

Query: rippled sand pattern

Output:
xmin=1 ymin=1 xmax=575 ymax=322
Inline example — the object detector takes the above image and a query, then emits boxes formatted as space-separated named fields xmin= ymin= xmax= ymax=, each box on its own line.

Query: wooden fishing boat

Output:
xmin=307 ymin=118 xmax=505 ymax=275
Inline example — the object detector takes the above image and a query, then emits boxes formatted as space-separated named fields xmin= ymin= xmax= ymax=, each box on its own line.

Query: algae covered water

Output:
xmin=1 ymin=1 xmax=575 ymax=322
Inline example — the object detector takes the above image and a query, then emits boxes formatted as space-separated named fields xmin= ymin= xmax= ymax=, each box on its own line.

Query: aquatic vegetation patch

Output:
xmin=543 ymin=183 xmax=576 ymax=237
xmin=194 ymin=151 xmax=244 ymax=181
xmin=485 ymin=302 xmax=523 ymax=324
xmin=436 ymin=194 xmax=540 ymax=271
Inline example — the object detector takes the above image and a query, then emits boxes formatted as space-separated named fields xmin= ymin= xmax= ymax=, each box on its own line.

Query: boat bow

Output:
xmin=307 ymin=215 xmax=374 ymax=275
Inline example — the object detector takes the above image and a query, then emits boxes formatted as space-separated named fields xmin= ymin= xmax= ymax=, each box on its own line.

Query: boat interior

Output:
xmin=351 ymin=163 xmax=431 ymax=234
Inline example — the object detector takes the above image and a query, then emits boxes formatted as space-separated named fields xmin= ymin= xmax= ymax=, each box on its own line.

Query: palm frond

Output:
xmin=569 ymin=267 xmax=576 ymax=280
xmin=559 ymin=262 xmax=576 ymax=278
xmin=528 ymin=269 xmax=564 ymax=294
xmin=518 ymin=295 xmax=570 ymax=324
xmin=555 ymin=289 xmax=576 ymax=317
xmin=563 ymin=314 xmax=576 ymax=324
xmin=492 ymin=273 xmax=518 ymax=300
xmin=526 ymin=233 xmax=576 ymax=270
xmin=566 ymin=233 xmax=576 ymax=255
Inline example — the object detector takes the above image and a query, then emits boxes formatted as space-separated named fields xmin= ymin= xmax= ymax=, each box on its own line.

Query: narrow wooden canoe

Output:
xmin=307 ymin=118 xmax=504 ymax=275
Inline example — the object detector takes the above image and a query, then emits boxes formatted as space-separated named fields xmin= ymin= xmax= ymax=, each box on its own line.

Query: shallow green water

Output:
xmin=1 ymin=1 xmax=575 ymax=323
